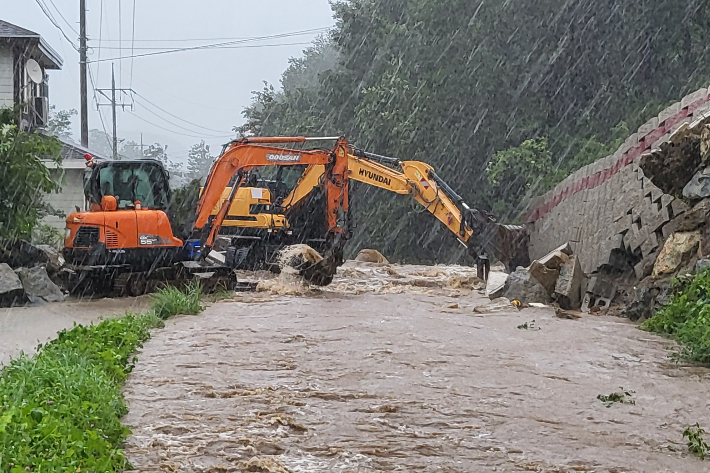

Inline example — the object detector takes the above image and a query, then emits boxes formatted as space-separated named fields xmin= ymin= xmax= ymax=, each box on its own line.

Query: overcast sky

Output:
xmin=5 ymin=0 xmax=335 ymax=163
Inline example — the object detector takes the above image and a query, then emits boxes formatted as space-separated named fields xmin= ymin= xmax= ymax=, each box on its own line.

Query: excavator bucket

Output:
xmin=276 ymin=244 xmax=338 ymax=286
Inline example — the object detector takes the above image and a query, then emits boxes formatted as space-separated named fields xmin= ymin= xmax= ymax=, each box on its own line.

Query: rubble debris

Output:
xmin=213 ymin=236 xmax=232 ymax=252
xmin=354 ymin=249 xmax=389 ymax=264
xmin=517 ymin=320 xmax=540 ymax=330
xmin=653 ymin=231 xmax=702 ymax=277
xmin=206 ymin=250 xmax=226 ymax=265
xmin=0 ymin=263 xmax=23 ymax=303
xmin=529 ymin=260 xmax=559 ymax=294
xmin=554 ymin=255 xmax=585 ymax=310
xmin=634 ymin=250 xmax=660 ymax=280
xmin=581 ymin=275 xmax=617 ymax=313
xmin=683 ymin=166 xmax=710 ymax=200
xmin=16 ymin=266 xmax=65 ymax=303
xmin=473 ymin=297 xmax=513 ymax=314
xmin=35 ymin=245 xmax=65 ymax=274
xmin=554 ymin=305 xmax=582 ymax=319
xmin=485 ymin=271 xmax=508 ymax=298
xmin=0 ymin=239 xmax=47 ymax=269
xmin=538 ymin=243 xmax=573 ymax=270
xmin=500 ymin=267 xmax=552 ymax=304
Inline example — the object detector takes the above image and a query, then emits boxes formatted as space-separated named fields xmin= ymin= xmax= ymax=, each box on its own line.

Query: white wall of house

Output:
xmin=42 ymin=166 xmax=86 ymax=230
xmin=0 ymin=46 xmax=13 ymax=108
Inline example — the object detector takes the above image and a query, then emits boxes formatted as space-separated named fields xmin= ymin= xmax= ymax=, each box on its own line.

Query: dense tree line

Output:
xmin=241 ymin=0 xmax=710 ymax=263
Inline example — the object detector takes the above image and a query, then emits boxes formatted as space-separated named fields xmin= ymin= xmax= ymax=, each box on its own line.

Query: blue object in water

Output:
xmin=185 ymin=239 xmax=201 ymax=259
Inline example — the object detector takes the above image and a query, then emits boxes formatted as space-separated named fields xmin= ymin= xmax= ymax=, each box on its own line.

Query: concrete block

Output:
xmin=637 ymin=116 xmax=659 ymax=139
xmin=619 ymin=133 xmax=639 ymax=155
xmin=651 ymin=132 xmax=672 ymax=151
xmin=529 ymin=260 xmax=559 ymax=294
xmin=554 ymin=255 xmax=585 ymax=310
xmin=681 ymin=88 xmax=708 ymax=109
xmin=587 ymin=275 xmax=617 ymax=300
xmin=691 ymin=101 xmax=710 ymax=120
xmin=659 ymin=102 xmax=682 ymax=124
xmin=671 ymin=198 xmax=690 ymax=218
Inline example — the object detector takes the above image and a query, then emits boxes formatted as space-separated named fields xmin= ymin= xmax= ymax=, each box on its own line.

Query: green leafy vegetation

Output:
xmin=152 ymin=280 xmax=203 ymax=320
xmin=641 ymin=269 xmax=710 ymax=363
xmin=684 ymin=423 xmax=709 ymax=459
xmin=0 ymin=107 xmax=62 ymax=240
xmin=0 ymin=284 xmax=204 ymax=471
xmin=238 ymin=0 xmax=710 ymax=262
xmin=597 ymin=388 xmax=636 ymax=407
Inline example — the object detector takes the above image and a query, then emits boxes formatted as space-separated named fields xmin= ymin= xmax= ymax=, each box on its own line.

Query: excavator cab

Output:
xmin=64 ymin=159 xmax=184 ymax=272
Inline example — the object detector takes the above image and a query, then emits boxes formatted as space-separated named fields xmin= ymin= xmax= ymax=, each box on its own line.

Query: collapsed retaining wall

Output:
xmin=526 ymin=87 xmax=710 ymax=277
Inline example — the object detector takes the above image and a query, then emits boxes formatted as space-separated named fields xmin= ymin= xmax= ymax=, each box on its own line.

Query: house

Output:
xmin=1 ymin=20 xmax=109 ymax=231
xmin=0 ymin=19 xmax=62 ymax=130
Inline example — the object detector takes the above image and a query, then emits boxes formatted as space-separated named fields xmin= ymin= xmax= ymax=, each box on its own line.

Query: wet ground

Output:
xmin=0 ymin=295 xmax=152 ymax=366
xmin=123 ymin=262 xmax=710 ymax=472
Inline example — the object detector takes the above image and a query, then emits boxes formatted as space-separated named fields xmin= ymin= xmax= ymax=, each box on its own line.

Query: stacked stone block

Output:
xmin=527 ymin=87 xmax=710 ymax=276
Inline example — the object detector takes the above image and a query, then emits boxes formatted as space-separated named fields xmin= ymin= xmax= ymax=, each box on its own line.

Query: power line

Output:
xmin=95 ymin=29 xmax=330 ymax=43
xmin=118 ymin=0 xmax=122 ymax=90
xmin=96 ymin=0 xmax=104 ymax=80
xmin=87 ymin=64 xmax=114 ymax=152
xmin=34 ymin=0 xmax=78 ymax=50
xmin=133 ymin=93 xmax=232 ymax=134
xmin=87 ymin=28 xmax=328 ymax=63
xmin=90 ymin=41 xmax=313 ymax=62
xmin=127 ymin=110 xmax=234 ymax=139
xmin=133 ymin=96 xmax=230 ymax=137
xmin=45 ymin=0 xmax=78 ymax=35
xmin=129 ymin=0 xmax=136 ymax=89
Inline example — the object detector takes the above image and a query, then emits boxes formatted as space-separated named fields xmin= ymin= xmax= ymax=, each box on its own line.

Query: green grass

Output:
xmin=641 ymin=269 xmax=710 ymax=363
xmin=152 ymin=280 xmax=203 ymax=320
xmin=0 ymin=283 xmax=203 ymax=472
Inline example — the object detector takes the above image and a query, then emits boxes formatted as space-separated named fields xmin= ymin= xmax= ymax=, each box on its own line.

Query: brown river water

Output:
xmin=123 ymin=262 xmax=710 ymax=472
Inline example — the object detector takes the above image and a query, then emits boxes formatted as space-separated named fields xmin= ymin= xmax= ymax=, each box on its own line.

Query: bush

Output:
xmin=0 ymin=313 xmax=162 ymax=471
xmin=152 ymin=280 xmax=203 ymax=320
xmin=641 ymin=269 xmax=710 ymax=363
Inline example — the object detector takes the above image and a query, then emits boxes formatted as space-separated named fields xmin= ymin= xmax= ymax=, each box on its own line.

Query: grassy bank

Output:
xmin=641 ymin=270 xmax=710 ymax=363
xmin=0 ymin=282 xmax=203 ymax=472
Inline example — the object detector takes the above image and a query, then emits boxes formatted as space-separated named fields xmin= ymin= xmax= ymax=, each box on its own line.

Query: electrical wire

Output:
xmin=88 ymin=28 xmax=327 ymax=63
xmin=132 ymin=96 xmax=231 ymax=137
xmin=34 ymin=0 xmax=78 ymax=50
xmin=96 ymin=0 xmax=104 ymax=80
xmin=127 ymin=111 xmax=234 ymax=139
xmin=87 ymin=65 xmax=114 ymax=152
xmin=133 ymin=93 xmax=233 ymax=134
xmin=95 ymin=28 xmax=330 ymax=43
xmin=45 ymin=0 xmax=78 ymax=35
xmin=129 ymin=0 xmax=136 ymax=89
xmin=118 ymin=0 xmax=122 ymax=90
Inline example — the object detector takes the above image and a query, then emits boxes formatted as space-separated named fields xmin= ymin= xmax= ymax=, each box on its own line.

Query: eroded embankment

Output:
xmin=123 ymin=265 xmax=710 ymax=472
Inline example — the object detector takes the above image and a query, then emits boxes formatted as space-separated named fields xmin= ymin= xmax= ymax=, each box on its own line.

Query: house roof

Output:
xmin=0 ymin=20 xmax=63 ymax=69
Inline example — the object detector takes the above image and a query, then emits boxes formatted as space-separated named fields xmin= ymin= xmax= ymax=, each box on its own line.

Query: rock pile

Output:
xmin=488 ymin=243 xmax=590 ymax=310
xmin=0 ymin=239 xmax=66 ymax=306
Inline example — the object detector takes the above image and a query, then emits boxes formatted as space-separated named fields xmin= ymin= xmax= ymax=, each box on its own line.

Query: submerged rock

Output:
xmin=355 ymin=249 xmax=389 ymax=264
xmin=16 ymin=266 xmax=65 ymax=303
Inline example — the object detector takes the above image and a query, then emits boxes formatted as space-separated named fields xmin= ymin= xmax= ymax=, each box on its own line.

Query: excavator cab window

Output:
xmin=86 ymin=160 xmax=171 ymax=211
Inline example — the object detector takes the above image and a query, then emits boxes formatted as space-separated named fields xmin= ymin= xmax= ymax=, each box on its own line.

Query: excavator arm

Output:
xmin=193 ymin=137 xmax=350 ymax=258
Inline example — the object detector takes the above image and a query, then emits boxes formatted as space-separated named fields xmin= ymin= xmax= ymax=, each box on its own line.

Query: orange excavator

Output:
xmin=63 ymin=137 xmax=351 ymax=294
xmin=210 ymin=148 xmax=530 ymax=279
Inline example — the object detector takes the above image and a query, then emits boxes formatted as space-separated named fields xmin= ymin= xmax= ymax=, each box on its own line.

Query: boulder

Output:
xmin=35 ymin=245 xmax=65 ymax=274
xmin=473 ymin=298 xmax=514 ymax=314
xmin=674 ymin=199 xmax=710 ymax=233
xmin=355 ymin=249 xmax=389 ymax=264
xmin=683 ymin=166 xmax=710 ymax=200
xmin=529 ymin=260 xmax=559 ymax=294
xmin=0 ymin=239 xmax=47 ymax=268
xmin=539 ymin=250 xmax=570 ymax=271
xmin=16 ymin=266 xmax=65 ymax=303
xmin=501 ymin=267 xmax=551 ymax=304
xmin=653 ymin=231 xmax=702 ymax=277
xmin=0 ymin=263 xmax=23 ymax=303
xmin=554 ymin=255 xmax=585 ymax=310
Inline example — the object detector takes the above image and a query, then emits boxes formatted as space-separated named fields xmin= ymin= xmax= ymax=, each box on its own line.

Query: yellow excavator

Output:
xmin=209 ymin=146 xmax=529 ymax=280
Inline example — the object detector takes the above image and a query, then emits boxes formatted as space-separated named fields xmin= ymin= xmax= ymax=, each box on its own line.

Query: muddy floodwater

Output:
xmin=123 ymin=263 xmax=710 ymax=472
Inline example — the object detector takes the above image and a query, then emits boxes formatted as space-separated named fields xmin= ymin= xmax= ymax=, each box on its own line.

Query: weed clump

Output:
xmin=152 ymin=280 xmax=203 ymax=319
xmin=597 ymin=388 xmax=635 ymax=407
xmin=641 ymin=269 xmax=710 ymax=363
xmin=684 ymin=423 xmax=709 ymax=459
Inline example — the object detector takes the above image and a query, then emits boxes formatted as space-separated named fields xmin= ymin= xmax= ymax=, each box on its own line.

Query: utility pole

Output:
xmin=96 ymin=63 xmax=134 ymax=160
xmin=79 ymin=0 xmax=88 ymax=147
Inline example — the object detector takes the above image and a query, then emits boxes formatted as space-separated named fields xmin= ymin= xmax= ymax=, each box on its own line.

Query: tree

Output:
xmin=0 ymin=108 xmax=62 ymax=240
xmin=143 ymin=143 xmax=168 ymax=163
xmin=186 ymin=140 xmax=214 ymax=182
xmin=45 ymin=106 xmax=76 ymax=139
